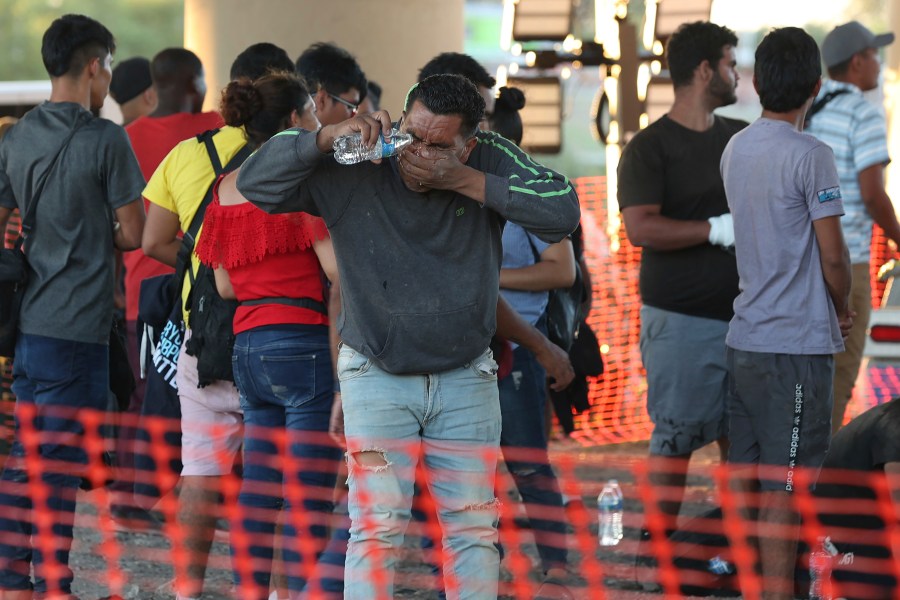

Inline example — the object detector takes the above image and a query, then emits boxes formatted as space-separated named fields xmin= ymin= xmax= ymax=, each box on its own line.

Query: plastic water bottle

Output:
xmin=598 ymin=479 xmax=624 ymax=546
xmin=332 ymin=128 xmax=412 ymax=164
xmin=708 ymin=555 xmax=736 ymax=576
xmin=809 ymin=536 xmax=834 ymax=599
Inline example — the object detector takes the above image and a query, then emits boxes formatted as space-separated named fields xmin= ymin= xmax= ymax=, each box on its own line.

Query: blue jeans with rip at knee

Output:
xmin=339 ymin=345 xmax=502 ymax=600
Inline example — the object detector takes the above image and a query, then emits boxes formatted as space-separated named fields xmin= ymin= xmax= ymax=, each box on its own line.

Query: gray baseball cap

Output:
xmin=822 ymin=21 xmax=894 ymax=68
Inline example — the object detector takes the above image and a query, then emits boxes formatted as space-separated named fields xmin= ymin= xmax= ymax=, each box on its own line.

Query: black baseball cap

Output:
xmin=109 ymin=57 xmax=152 ymax=104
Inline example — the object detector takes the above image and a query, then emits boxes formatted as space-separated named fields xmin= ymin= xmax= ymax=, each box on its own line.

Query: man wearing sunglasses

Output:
xmin=296 ymin=43 xmax=366 ymax=124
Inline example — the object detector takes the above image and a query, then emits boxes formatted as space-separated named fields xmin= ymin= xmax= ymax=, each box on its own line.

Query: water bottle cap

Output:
xmin=608 ymin=479 xmax=619 ymax=485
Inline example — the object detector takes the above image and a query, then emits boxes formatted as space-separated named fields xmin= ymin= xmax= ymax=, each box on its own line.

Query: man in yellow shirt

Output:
xmin=140 ymin=43 xmax=295 ymax=600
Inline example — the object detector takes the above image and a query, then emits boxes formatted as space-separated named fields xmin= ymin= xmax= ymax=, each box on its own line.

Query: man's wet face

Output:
xmin=398 ymin=101 xmax=471 ymax=193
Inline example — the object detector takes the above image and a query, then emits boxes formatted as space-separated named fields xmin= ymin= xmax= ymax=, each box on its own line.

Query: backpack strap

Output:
xmin=16 ymin=113 xmax=89 ymax=250
xmin=805 ymin=89 xmax=851 ymax=128
xmin=239 ymin=296 xmax=327 ymax=315
xmin=173 ymin=129 xmax=255 ymax=301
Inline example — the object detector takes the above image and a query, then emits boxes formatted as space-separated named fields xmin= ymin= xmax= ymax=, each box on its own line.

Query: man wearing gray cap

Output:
xmin=805 ymin=21 xmax=896 ymax=435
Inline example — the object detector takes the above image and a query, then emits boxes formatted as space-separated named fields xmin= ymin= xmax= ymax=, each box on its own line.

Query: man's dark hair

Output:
xmin=754 ymin=27 xmax=821 ymax=113
xmin=109 ymin=57 xmax=151 ymax=104
xmin=151 ymin=48 xmax=203 ymax=88
xmin=41 ymin=14 xmax=115 ymax=78
xmin=229 ymin=42 xmax=294 ymax=81
xmin=295 ymin=42 xmax=367 ymax=101
xmin=666 ymin=21 xmax=738 ymax=88
xmin=417 ymin=52 xmax=496 ymax=88
xmin=404 ymin=74 xmax=484 ymax=137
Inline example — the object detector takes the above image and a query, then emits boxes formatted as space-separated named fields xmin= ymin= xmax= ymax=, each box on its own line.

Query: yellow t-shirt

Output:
xmin=143 ymin=125 xmax=248 ymax=326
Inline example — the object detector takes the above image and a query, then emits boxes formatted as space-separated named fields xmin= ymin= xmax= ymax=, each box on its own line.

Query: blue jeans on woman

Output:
xmin=0 ymin=333 xmax=109 ymax=596
xmin=498 ymin=343 xmax=569 ymax=572
xmin=230 ymin=326 xmax=342 ymax=599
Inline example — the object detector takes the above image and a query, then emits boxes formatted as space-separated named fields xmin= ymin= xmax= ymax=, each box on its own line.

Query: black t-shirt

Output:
xmin=817 ymin=399 xmax=900 ymax=516
xmin=617 ymin=114 xmax=746 ymax=321
xmin=813 ymin=400 xmax=900 ymax=596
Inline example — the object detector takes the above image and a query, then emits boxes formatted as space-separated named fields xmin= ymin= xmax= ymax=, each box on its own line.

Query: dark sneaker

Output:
xmin=110 ymin=503 xmax=164 ymax=531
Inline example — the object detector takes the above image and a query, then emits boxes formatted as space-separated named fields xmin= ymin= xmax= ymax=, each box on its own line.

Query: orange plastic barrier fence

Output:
xmin=570 ymin=176 xmax=650 ymax=444
xmin=0 ymin=406 xmax=898 ymax=598
xmin=571 ymin=177 xmax=900 ymax=439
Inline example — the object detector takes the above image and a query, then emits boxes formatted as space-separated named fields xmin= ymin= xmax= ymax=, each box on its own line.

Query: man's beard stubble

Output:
xmin=709 ymin=71 xmax=737 ymax=108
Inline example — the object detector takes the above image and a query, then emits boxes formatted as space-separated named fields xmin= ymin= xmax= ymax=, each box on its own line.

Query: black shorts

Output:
xmin=726 ymin=348 xmax=833 ymax=492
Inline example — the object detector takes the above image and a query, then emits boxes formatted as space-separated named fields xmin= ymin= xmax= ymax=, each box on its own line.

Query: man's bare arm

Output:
xmin=621 ymin=204 xmax=716 ymax=251
xmin=114 ymin=199 xmax=146 ymax=251
xmin=813 ymin=215 xmax=853 ymax=336
xmin=500 ymin=239 xmax=576 ymax=291
xmin=142 ymin=202 xmax=182 ymax=267
xmin=496 ymin=295 xmax=574 ymax=391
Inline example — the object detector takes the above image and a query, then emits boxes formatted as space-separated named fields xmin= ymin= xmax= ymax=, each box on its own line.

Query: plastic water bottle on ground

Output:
xmin=598 ymin=479 xmax=624 ymax=546
xmin=809 ymin=536 xmax=834 ymax=599
xmin=707 ymin=554 xmax=736 ymax=576
xmin=333 ymin=128 xmax=412 ymax=164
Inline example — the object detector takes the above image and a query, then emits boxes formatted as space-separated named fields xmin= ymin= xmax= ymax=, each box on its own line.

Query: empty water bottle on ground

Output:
xmin=598 ymin=479 xmax=624 ymax=546
xmin=708 ymin=555 xmax=736 ymax=576
xmin=809 ymin=536 xmax=834 ymax=599
xmin=333 ymin=128 xmax=412 ymax=164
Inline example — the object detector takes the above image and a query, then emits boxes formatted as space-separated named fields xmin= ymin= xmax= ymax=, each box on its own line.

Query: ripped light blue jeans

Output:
xmin=338 ymin=345 xmax=502 ymax=600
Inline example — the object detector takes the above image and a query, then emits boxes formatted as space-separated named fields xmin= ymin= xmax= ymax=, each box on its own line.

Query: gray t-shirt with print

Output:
xmin=0 ymin=102 xmax=145 ymax=344
xmin=721 ymin=118 xmax=845 ymax=355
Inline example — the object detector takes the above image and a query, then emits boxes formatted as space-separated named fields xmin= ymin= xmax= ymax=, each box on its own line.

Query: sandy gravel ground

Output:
xmin=61 ymin=441 xmax=727 ymax=599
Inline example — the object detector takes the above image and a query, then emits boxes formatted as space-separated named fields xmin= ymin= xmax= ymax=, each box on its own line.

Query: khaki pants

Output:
xmin=832 ymin=263 xmax=872 ymax=433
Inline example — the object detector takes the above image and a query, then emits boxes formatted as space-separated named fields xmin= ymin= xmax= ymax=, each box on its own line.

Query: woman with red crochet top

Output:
xmin=195 ymin=71 xmax=342 ymax=599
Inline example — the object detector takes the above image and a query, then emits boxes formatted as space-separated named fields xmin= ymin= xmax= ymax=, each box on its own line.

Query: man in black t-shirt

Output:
xmin=617 ymin=21 xmax=747 ymax=534
xmin=811 ymin=397 xmax=900 ymax=599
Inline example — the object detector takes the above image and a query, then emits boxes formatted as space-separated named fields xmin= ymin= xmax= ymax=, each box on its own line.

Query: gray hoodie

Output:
xmin=236 ymin=128 xmax=580 ymax=374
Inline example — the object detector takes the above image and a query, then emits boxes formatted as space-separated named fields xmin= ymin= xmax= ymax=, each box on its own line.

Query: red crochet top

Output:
xmin=195 ymin=188 xmax=330 ymax=335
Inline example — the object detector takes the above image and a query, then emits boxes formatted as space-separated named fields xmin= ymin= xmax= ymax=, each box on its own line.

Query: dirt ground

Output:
xmin=60 ymin=440 xmax=729 ymax=599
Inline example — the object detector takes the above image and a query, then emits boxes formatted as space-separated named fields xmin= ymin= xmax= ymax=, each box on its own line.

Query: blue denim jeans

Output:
xmin=230 ymin=326 xmax=342 ymax=599
xmin=498 ymin=343 xmax=569 ymax=572
xmin=339 ymin=345 xmax=502 ymax=600
xmin=0 ymin=333 xmax=109 ymax=596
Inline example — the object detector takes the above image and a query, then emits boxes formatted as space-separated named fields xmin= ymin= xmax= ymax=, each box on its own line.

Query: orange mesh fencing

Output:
xmin=1 ymin=406 xmax=899 ymax=598
xmin=571 ymin=176 xmax=650 ymax=444
xmin=569 ymin=176 xmax=900 ymax=439
xmin=870 ymin=224 xmax=893 ymax=308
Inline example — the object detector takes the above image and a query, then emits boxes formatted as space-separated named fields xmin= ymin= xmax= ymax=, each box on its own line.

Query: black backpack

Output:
xmin=527 ymin=233 xmax=589 ymax=352
xmin=184 ymin=264 xmax=239 ymax=386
